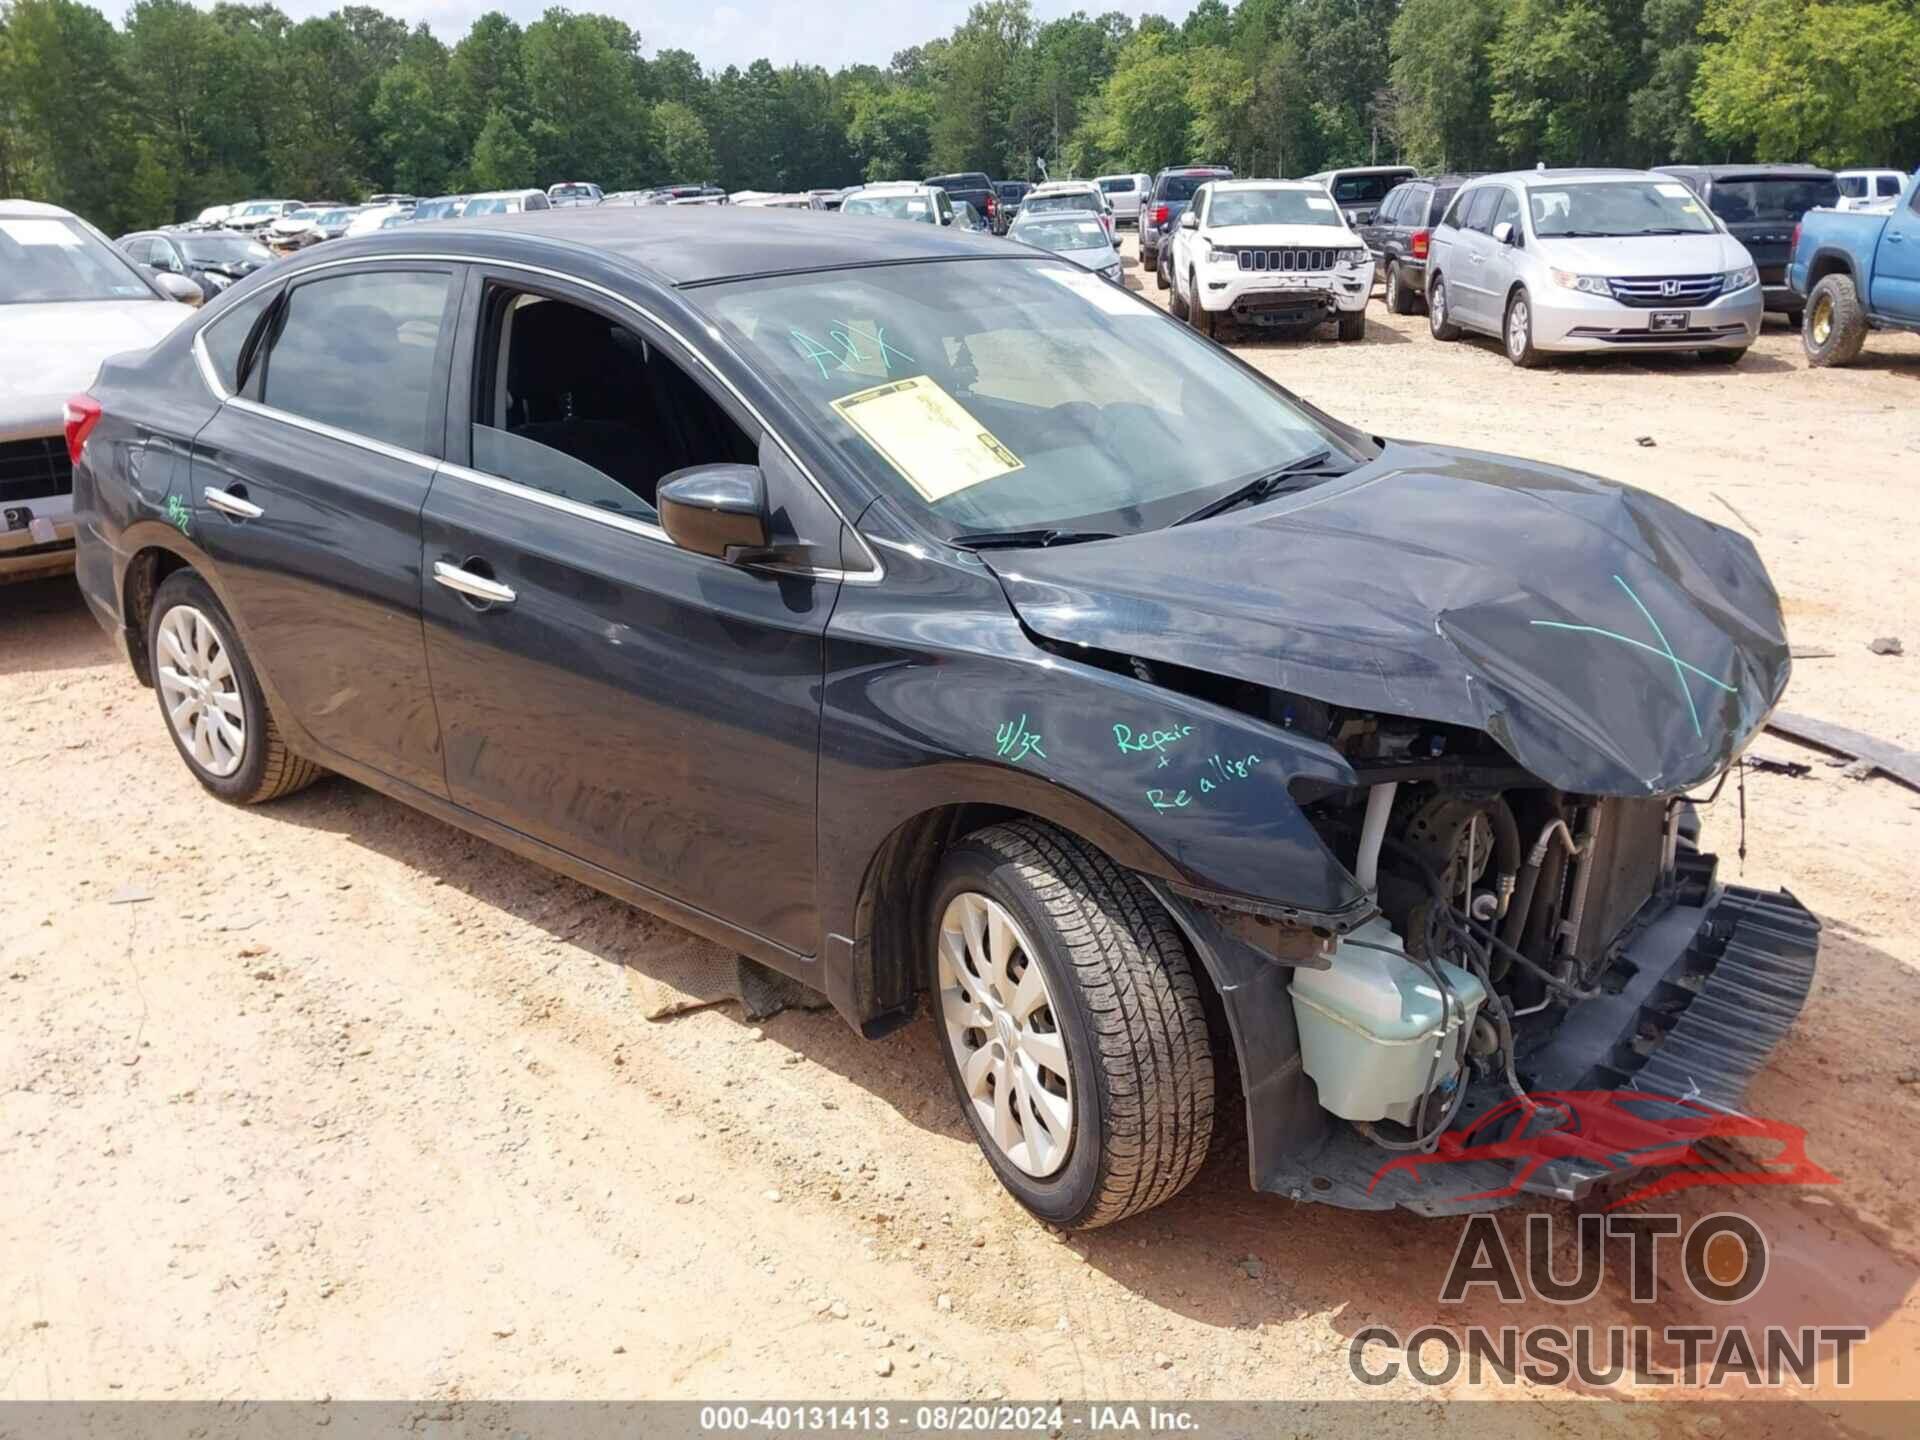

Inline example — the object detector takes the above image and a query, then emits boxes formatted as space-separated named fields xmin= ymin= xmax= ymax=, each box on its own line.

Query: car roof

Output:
xmin=294 ymin=205 xmax=1013 ymax=288
xmin=0 ymin=198 xmax=74 ymax=219
xmin=468 ymin=189 xmax=544 ymax=200
xmin=1655 ymin=163 xmax=1836 ymax=180
xmin=1472 ymin=168 xmax=1658 ymax=188
xmin=855 ymin=182 xmax=935 ymax=194
xmin=1011 ymin=207 xmax=1103 ymax=221
xmin=1206 ymin=178 xmax=1318 ymax=192
xmin=1311 ymin=165 xmax=1415 ymax=177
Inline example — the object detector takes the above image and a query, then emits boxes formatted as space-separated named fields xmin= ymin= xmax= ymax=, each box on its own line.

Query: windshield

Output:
xmin=701 ymin=260 xmax=1340 ymax=539
xmin=1 ymin=216 xmax=158 ymax=304
xmin=1207 ymin=189 xmax=1343 ymax=226
xmin=1529 ymin=181 xmax=1719 ymax=237
xmin=550 ymin=185 xmax=594 ymax=200
xmin=842 ymin=194 xmax=932 ymax=221
xmin=465 ymin=197 xmax=514 ymax=215
xmin=1022 ymin=192 xmax=1100 ymax=215
xmin=316 ymin=209 xmax=352 ymax=226
xmin=181 ymin=234 xmax=270 ymax=267
xmin=927 ymin=175 xmax=987 ymax=192
xmin=1012 ymin=217 xmax=1110 ymax=252
xmin=1709 ymin=176 xmax=1839 ymax=222
xmin=1329 ymin=174 xmax=1404 ymax=204
xmin=1098 ymin=178 xmax=1135 ymax=194
xmin=995 ymin=183 xmax=1029 ymax=200
xmin=237 ymin=203 xmax=277 ymax=218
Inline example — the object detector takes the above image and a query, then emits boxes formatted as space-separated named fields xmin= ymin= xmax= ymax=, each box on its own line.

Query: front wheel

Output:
xmin=1428 ymin=275 xmax=1462 ymax=340
xmin=1186 ymin=276 xmax=1216 ymax=336
xmin=928 ymin=822 xmax=1215 ymax=1229
xmin=1337 ymin=309 xmax=1366 ymax=342
xmin=1168 ymin=267 xmax=1190 ymax=320
xmin=148 ymin=570 xmax=323 ymax=805
xmin=1149 ymin=251 xmax=1168 ymax=291
xmin=1504 ymin=288 xmax=1545 ymax=367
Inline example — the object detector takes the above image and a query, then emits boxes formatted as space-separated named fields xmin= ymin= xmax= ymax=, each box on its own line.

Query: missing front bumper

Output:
xmin=1257 ymin=870 xmax=1820 ymax=1214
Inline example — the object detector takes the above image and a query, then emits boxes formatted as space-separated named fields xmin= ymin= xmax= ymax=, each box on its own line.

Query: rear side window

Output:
xmin=199 ymin=284 xmax=279 ymax=395
xmin=1156 ymin=173 xmax=1220 ymax=204
xmin=1879 ymin=174 xmax=1904 ymax=198
xmin=1437 ymin=189 xmax=1471 ymax=230
xmin=1837 ymin=176 xmax=1866 ymax=198
xmin=258 ymin=270 xmax=452 ymax=452
xmin=1427 ymin=187 xmax=1458 ymax=226
xmin=1463 ymin=188 xmax=1501 ymax=234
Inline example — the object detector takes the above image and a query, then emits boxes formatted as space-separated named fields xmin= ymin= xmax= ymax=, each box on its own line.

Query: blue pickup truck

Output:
xmin=1790 ymin=165 xmax=1920 ymax=365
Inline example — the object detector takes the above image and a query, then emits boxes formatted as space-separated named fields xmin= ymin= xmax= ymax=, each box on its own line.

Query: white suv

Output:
xmin=1168 ymin=180 xmax=1372 ymax=339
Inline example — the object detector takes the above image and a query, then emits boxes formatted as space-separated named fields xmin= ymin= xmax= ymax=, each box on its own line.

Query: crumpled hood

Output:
xmin=984 ymin=442 xmax=1789 ymax=795
xmin=0 ymin=300 xmax=187 ymax=432
xmin=1532 ymin=231 xmax=1750 ymax=277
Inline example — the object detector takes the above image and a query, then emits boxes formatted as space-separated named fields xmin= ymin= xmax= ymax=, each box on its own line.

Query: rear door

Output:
xmin=189 ymin=260 xmax=458 ymax=797
xmin=1873 ymin=178 xmax=1920 ymax=319
xmin=416 ymin=266 xmax=845 ymax=956
xmin=1448 ymin=187 xmax=1502 ymax=328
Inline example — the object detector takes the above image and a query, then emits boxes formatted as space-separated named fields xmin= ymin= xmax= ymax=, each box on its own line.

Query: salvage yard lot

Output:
xmin=3 ymin=233 xmax=1918 ymax=1417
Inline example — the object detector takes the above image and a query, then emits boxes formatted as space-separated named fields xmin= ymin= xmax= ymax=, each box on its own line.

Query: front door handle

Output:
xmin=204 ymin=485 xmax=262 ymax=519
xmin=433 ymin=560 xmax=516 ymax=607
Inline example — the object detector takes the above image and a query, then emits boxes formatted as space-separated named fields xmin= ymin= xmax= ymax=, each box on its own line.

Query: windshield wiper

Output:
xmin=1172 ymin=449 xmax=1349 ymax=527
xmin=949 ymin=528 xmax=1118 ymax=551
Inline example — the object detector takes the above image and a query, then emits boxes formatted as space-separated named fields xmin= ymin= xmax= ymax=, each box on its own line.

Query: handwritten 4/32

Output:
xmin=1146 ymin=752 xmax=1264 ymax=812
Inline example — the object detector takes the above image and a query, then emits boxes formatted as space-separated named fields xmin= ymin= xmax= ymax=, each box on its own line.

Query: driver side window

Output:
xmin=468 ymin=285 xmax=758 ymax=524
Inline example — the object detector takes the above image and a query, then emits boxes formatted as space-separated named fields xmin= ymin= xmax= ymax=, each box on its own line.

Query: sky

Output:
xmin=265 ymin=1 xmax=1199 ymax=72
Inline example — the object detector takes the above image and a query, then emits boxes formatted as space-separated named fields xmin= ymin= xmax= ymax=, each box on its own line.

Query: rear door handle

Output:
xmin=433 ymin=560 xmax=516 ymax=607
xmin=204 ymin=485 xmax=262 ymax=519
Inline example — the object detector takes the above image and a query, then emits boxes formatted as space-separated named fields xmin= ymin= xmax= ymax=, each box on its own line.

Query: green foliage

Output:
xmin=3 ymin=0 xmax=1914 ymax=235
xmin=1695 ymin=0 xmax=1920 ymax=165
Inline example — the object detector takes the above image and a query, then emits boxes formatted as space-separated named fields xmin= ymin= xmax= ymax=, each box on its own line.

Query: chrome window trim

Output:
xmin=198 ymin=248 xmax=882 ymax=583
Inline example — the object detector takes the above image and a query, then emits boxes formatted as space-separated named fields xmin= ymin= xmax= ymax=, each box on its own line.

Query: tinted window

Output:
xmin=200 ymin=284 xmax=279 ymax=394
xmin=1427 ymin=186 xmax=1459 ymax=226
xmin=927 ymin=174 xmax=989 ymax=192
xmin=1156 ymin=173 xmax=1225 ymax=204
xmin=1837 ymin=176 xmax=1866 ymax=198
xmin=1438 ymin=189 xmax=1473 ymax=230
xmin=1463 ymin=188 xmax=1500 ymax=234
xmin=1331 ymin=174 xmax=1402 ymax=204
xmin=1098 ymin=178 xmax=1135 ymax=194
xmin=1709 ymin=177 xmax=1839 ymax=222
xmin=259 ymin=270 xmax=451 ymax=451
xmin=1878 ymin=174 xmax=1904 ymax=197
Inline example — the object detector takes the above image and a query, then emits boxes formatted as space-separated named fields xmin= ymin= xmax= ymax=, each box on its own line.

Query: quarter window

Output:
xmin=199 ymin=284 xmax=280 ymax=395
xmin=257 ymin=270 xmax=452 ymax=452
xmin=1878 ymin=174 xmax=1904 ymax=198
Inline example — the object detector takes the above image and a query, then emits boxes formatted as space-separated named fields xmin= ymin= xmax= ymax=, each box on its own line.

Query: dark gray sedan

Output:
xmin=68 ymin=207 xmax=1816 ymax=1230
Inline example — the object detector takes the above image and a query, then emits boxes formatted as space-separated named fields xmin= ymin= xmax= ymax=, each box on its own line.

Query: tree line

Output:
xmin=1 ymin=0 xmax=1914 ymax=236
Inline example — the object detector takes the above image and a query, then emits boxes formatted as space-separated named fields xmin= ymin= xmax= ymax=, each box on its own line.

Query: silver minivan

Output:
xmin=1424 ymin=168 xmax=1763 ymax=367
xmin=1096 ymin=173 xmax=1153 ymax=225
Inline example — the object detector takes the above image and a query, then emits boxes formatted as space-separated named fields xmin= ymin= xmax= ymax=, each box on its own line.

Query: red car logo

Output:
xmin=1369 ymin=1089 xmax=1837 ymax=1208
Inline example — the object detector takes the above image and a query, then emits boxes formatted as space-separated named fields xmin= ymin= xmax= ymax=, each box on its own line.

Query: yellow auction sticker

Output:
xmin=830 ymin=374 xmax=1024 ymax=503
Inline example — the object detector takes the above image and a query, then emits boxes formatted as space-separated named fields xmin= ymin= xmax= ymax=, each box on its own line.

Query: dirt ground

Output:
xmin=3 ymin=234 xmax=1918 ymax=1426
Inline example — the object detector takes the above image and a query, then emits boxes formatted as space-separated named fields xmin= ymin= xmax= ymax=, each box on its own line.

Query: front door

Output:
xmin=417 ymin=269 xmax=840 ymax=955
xmin=190 ymin=261 xmax=458 ymax=797
xmin=1873 ymin=178 xmax=1920 ymax=320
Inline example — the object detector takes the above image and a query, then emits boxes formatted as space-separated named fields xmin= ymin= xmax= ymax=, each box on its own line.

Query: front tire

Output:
xmin=1186 ymin=275 xmax=1216 ymax=336
xmin=928 ymin=821 xmax=1215 ymax=1229
xmin=1803 ymin=274 xmax=1867 ymax=367
xmin=1337 ymin=309 xmax=1366 ymax=342
xmin=1149 ymin=249 xmax=1167 ymax=291
xmin=1428 ymin=275 xmax=1461 ymax=340
xmin=1503 ymin=288 xmax=1545 ymax=368
xmin=1168 ymin=268 xmax=1190 ymax=320
xmin=148 ymin=570 xmax=322 ymax=805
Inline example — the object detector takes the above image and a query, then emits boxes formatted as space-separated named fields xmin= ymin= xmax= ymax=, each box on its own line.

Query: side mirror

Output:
xmin=152 ymin=270 xmax=204 ymax=306
xmin=658 ymin=463 xmax=771 ymax=562
xmin=1492 ymin=221 xmax=1517 ymax=247
xmin=1178 ymin=210 xmax=1198 ymax=230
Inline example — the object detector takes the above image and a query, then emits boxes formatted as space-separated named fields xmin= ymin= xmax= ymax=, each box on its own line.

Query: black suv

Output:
xmin=1140 ymin=165 xmax=1233 ymax=274
xmin=1654 ymin=164 xmax=1840 ymax=320
xmin=1358 ymin=174 xmax=1475 ymax=315
xmin=993 ymin=180 xmax=1032 ymax=232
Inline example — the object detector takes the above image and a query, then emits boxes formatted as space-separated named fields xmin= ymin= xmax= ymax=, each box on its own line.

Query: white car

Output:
xmin=344 ymin=203 xmax=411 ymax=238
xmin=1 ymin=200 xmax=195 ymax=581
xmin=462 ymin=189 xmax=554 ymax=216
xmin=225 ymin=199 xmax=303 ymax=233
xmin=1835 ymin=169 xmax=1906 ymax=212
xmin=1095 ymin=172 xmax=1152 ymax=225
xmin=735 ymin=193 xmax=814 ymax=210
xmin=1168 ymin=179 xmax=1372 ymax=339
xmin=840 ymin=183 xmax=956 ymax=225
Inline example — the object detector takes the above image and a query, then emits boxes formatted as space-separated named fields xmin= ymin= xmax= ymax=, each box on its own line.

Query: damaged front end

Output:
xmin=988 ymin=442 xmax=1819 ymax=1210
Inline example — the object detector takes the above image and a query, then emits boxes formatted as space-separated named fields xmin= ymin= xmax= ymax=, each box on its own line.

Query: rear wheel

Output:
xmin=1168 ymin=267 xmax=1190 ymax=320
xmin=147 ymin=570 xmax=322 ymax=805
xmin=1803 ymin=274 xmax=1867 ymax=367
xmin=1149 ymin=248 xmax=1167 ymax=290
xmin=1428 ymin=275 xmax=1462 ymax=341
xmin=928 ymin=821 xmax=1215 ymax=1229
xmin=1385 ymin=262 xmax=1416 ymax=315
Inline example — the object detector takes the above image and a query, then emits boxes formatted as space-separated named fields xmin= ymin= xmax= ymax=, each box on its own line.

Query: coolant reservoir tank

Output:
xmin=1289 ymin=917 xmax=1487 ymax=1125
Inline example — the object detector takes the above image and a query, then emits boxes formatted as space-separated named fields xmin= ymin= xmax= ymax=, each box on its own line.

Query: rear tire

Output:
xmin=927 ymin=821 xmax=1215 ymax=1230
xmin=1385 ymin=262 xmax=1416 ymax=315
xmin=1168 ymin=269 xmax=1190 ymax=321
xmin=1428 ymin=275 xmax=1462 ymax=341
xmin=147 ymin=570 xmax=323 ymax=805
xmin=1148 ymin=249 xmax=1167 ymax=290
xmin=1802 ymin=274 xmax=1867 ymax=367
